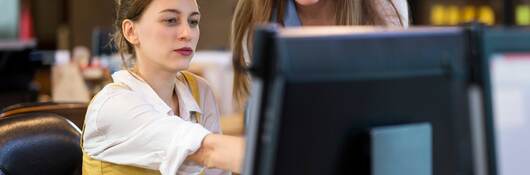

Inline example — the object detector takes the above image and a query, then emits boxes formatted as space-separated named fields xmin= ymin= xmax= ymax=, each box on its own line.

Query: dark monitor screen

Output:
xmin=244 ymin=26 xmax=492 ymax=175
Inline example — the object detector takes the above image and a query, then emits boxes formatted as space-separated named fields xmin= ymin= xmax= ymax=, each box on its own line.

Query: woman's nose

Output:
xmin=178 ymin=25 xmax=192 ymax=42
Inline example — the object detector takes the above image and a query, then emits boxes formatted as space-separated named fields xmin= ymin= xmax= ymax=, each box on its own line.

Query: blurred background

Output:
xmin=0 ymin=0 xmax=528 ymax=136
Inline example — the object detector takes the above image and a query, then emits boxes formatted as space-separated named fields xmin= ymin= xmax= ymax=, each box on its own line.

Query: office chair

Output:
xmin=0 ymin=102 xmax=87 ymax=129
xmin=0 ymin=113 xmax=82 ymax=175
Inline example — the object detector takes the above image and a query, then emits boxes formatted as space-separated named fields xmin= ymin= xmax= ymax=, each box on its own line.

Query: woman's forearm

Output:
xmin=189 ymin=134 xmax=245 ymax=173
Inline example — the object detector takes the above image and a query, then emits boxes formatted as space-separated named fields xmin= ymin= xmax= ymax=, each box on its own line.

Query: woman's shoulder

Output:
xmin=89 ymin=82 xmax=141 ymax=111
xmin=375 ymin=0 xmax=409 ymax=27
xmin=95 ymin=82 xmax=134 ymax=100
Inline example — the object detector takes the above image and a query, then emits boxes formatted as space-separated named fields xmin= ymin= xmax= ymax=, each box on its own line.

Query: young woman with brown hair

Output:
xmin=81 ymin=0 xmax=244 ymax=174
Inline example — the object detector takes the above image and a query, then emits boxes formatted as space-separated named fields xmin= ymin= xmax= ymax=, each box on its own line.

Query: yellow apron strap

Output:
xmin=180 ymin=71 xmax=202 ymax=123
xmin=180 ymin=71 xmax=207 ymax=175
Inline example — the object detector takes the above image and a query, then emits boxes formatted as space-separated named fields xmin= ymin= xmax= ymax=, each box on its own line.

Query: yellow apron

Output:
xmin=81 ymin=71 xmax=203 ymax=175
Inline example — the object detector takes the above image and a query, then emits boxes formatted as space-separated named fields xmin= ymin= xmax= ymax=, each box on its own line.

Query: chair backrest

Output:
xmin=0 ymin=102 xmax=87 ymax=129
xmin=0 ymin=113 xmax=82 ymax=175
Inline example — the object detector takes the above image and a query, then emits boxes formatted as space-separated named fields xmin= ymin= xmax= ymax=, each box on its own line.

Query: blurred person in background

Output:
xmin=231 ymin=0 xmax=410 ymax=126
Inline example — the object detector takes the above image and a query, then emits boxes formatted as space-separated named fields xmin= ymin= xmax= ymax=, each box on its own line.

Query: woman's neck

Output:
xmin=134 ymin=60 xmax=179 ymax=112
xmin=295 ymin=0 xmax=336 ymax=26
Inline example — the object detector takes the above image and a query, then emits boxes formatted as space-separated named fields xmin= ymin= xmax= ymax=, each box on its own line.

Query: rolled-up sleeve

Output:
xmin=83 ymin=90 xmax=211 ymax=175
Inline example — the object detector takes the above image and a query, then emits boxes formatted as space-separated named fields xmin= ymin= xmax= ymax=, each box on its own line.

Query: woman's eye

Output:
xmin=164 ymin=18 xmax=178 ymax=25
xmin=189 ymin=19 xmax=200 ymax=27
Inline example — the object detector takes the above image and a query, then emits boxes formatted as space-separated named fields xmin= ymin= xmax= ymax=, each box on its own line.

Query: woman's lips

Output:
xmin=174 ymin=47 xmax=193 ymax=57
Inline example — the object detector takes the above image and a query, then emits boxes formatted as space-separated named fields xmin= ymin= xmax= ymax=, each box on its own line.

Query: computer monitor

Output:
xmin=0 ymin=0 xmax=19 ymax=39
xmin=244 ymin=26 xmax=493 ymax=175
xmin=482 ymin=27 xmax=530 ymax=175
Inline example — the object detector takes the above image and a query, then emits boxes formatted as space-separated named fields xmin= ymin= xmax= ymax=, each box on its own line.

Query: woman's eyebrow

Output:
xmin=159 ymin=9 xmax=200 ymax=16
xmin=159 ymin=9 xmax=181 ymax=14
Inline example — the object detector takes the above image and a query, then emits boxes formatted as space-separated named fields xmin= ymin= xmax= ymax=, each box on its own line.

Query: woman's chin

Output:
xmin=159 ymin=56 xmax=192 ymax=72
xmin=166 ymin=66 xmax=189 ymax=73
xmin=295 ymin=0 xmax=319 ymax=6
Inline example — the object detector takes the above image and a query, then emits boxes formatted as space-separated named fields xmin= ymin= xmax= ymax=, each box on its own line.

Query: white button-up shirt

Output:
xmin=82 ymin=70 xmax=229 ymax=175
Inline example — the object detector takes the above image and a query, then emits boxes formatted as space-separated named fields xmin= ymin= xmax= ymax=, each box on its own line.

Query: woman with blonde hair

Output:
xmin=231 ymin=0 xmax=409 ymax=107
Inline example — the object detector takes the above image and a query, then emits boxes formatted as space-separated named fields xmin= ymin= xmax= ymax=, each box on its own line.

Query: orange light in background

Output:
xmin=462 ymin=6 xmax=476 ymax=23
xmin=478 ymin=6 xmax=495 ymax=25
xmin=431 ymin=5 xmax=446 ymax=25
xmin=430 ymin=4 xmax=496 ymax=26
xmin=447 ymin=5 xmax=461 ymax=25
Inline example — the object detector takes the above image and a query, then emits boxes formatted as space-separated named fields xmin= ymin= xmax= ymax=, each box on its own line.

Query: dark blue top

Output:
xmin=272 ymin=0 xmax=302 ymax=27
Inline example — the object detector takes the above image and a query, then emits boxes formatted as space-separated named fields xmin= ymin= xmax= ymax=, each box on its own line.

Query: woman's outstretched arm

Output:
xmin=188 ymin=134 xmax=246 ymax=173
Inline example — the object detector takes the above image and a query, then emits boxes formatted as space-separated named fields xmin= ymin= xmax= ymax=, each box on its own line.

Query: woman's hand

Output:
xmin=188 ymin=134 xmax=246 ymax=173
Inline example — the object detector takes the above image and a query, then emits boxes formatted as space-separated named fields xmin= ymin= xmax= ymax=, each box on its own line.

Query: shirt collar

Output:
xmin=176 ymin=72 xmax=203 ymax=115
xmin=111 ymin=70 xmax=202 ymax=118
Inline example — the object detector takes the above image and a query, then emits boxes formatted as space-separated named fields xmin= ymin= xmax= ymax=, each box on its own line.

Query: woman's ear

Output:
xmin=122 ymin=19 xmax=139 ymax=45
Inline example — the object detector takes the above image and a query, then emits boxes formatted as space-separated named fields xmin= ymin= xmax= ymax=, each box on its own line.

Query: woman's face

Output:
xmin=132 ymin=0 xmax=200 ymax=72
xmin=295 ymin=0 xmax=320 ymax=6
